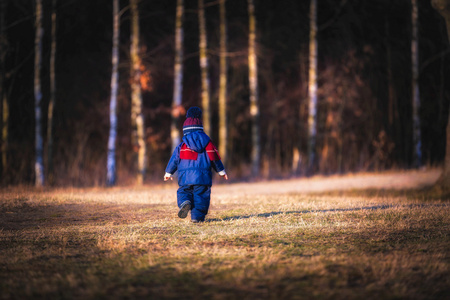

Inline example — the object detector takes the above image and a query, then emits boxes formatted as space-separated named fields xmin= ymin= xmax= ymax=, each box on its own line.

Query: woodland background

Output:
xmin=1 ymin=0 xmax=449 ymax=186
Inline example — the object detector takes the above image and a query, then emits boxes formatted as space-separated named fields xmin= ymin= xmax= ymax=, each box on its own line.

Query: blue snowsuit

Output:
xmin=165 ymin=130 xmax=225 ymax=221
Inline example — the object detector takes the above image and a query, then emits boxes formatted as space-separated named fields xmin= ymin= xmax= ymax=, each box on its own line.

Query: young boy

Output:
xmin=164 ymin=107 xmax=228 ymax=223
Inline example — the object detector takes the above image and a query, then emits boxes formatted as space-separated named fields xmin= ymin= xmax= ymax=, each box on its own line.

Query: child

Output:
xmin=164 ymin=107 xmax=228 ymax=223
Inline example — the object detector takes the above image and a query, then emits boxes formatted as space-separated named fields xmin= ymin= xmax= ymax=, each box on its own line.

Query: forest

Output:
xmin=1 ymin=0 xmax=449 ymax=186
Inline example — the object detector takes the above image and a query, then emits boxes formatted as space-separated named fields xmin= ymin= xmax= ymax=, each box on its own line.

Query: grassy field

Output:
xmin=1 ymin=170 xmax=449 ymax=299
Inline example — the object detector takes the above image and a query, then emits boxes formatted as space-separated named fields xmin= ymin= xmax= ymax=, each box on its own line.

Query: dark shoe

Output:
xmin=178 ymin=201 xmax=191 ymax=218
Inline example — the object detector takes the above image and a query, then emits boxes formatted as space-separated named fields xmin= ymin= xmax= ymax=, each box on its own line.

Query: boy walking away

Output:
xmin=164 ymin=107 xmax=228 ymax=223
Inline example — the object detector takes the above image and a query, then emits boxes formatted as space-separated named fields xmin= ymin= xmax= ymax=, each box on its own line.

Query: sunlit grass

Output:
xmin=1 ymin=172 xmax=449 ymax=299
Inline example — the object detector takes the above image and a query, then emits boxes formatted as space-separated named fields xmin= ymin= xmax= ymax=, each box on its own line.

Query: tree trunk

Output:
xmin=385 ymin=16 xmax=401 ymax=164
xmin=47 ymin=0 xmax=56 ymax=185
xmin=172 ymin=0 xmax=184 ymax=150
xmin=198 ymin=0 xmax=211 ymax=136
xmin=218 ymin=0 xmax=228 ymax=165
xmin=307 ymin=0 xmax=318 ymax=173
xmin=411 ymin=0 xmax=422 ymax=168
xmin=34 ymin=0 xmax=44 ymax=187
xmin=431 ymin=0 xmax=450 ymax=187
xmin=1 ymin=94 xmax=7 ymax=179
xmin=0 ymin=0 xmax=6 ymax=178
xmin=107 ymin=0 xmax=119 ymax=186
xmin=385 ymin=17 xmax=398 ymax=128
xmin=292 ymin=48 xmax=308 ymax=174
xmin=248 ymin=0 xmax=260 ymax=176
xmin=130 ymin=0 xmax=146 ymax=185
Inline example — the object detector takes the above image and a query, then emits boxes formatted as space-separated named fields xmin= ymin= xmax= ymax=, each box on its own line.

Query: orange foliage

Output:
xmin=139 ymin=63 xmax=152 ymax=92
xmin=171 ymin=105 xmax=186 ymax=118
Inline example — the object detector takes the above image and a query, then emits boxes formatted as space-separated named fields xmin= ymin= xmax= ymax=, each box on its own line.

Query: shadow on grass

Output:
xmin=0 ymin=200 xmax=165 ymax=231
xmin=207 ymin=203 xmax=450 ymax=222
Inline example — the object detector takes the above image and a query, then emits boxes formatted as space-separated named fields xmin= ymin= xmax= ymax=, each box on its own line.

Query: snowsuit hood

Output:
xmin=182 ymin=131 xmax=210 ymax=153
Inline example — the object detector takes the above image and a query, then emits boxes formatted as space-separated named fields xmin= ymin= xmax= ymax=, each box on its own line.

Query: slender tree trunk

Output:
xmin=385 ymin=16 xmax=401 ymax=164
xmin=47 ymin=0 xmax=56 ymax=184
xmin=130 ymin=0 xmax=146 ymax=185
xmin=172 ymin=0 xmax=184 ymax=150
xmin=307 ymin=0 xmax=318 ymax=172
xmin=439 ymin=24 xmax=445 ymax=124
xmin=34 ymin=0 xmax=44 ymax=187
xmin=443 ymin=103 xmax=450 ymax=186
xmin=1 ymin=94 xmax=7 ymax=179
xmin=198 ymin=0 xmax=211 ymax=136
xmin=385 ymin=17 xmax=396 ymax=127
xmin=0 ymin=0 xmax=6 ymax=178
xmin=431 ymin=0 xmax=450 ymax=186
xmin=248 ymin=0 xmax=260 ymax=176
xmin=292 ymin=49 xmax=308 ymax=174
xmin=218 ymin=0 xmax=228 ymax=164
xmin=411 ymin=0 xmax=422 ymax=168
xmin=107 ymin=0 xmax=119 ymax=186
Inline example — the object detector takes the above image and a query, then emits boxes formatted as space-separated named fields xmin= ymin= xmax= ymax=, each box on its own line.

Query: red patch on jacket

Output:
xmin=206 ymin=142 xmax=221 ymax=161
xmin=180 ymin=144 xmax=198 ymax=160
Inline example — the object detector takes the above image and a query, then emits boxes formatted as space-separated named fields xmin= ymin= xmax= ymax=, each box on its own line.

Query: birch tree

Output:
xmin=248 ymin=0 xmax=260 ymax=176
xmin=107 ymin=0 xmax=119 ymax=186
xmin=47 ymin=0 xmax=57 ymax=183
xmin=172 ymin=0 xmax=184 ymax=150
xmin=198 ymin=0 xmax=211 ymax=136
xmin=411 ymin=0 xmax=422 ymax=167
xmin=431 ymin=0 xmax=450 ymax=186
xmin=130 ymin=0 xmax=146 ymax=185
xmin=218 ymin=0 xmax=228 ymax=164
xmin=34 ymin=0 xmax=44 ymax=187
xmin=307 ymin=0 xmax=318 ymax=172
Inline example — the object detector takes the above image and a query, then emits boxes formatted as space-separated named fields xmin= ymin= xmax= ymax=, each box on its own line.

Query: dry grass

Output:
xmin=1 ymin=170 xmax=449 ymax=299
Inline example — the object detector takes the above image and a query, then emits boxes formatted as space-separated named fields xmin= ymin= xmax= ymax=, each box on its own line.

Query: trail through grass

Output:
xmin=0 ymin=170 xmax=449 ymax=299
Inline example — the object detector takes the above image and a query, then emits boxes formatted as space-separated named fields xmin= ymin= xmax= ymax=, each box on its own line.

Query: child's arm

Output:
xmin=164 ymin=144 xmax=181 ymax=181
xmin=218 ymin=171 xmax=228 ymax=180
xmin=206 ymin=142 xmax=228 ymax=180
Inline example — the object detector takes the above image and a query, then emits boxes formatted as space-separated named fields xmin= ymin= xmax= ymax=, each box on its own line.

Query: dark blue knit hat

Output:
xmin=183 ymin=107 xmax=203 ymax=135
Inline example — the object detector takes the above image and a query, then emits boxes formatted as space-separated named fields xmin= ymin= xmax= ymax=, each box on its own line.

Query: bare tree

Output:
xmin=385 ymin=14 xmax=400 ymax=145
xmin=172 ymin=0 xmax=184 ymax=150
xmin=307 ymin=0 xmax=318 ymax=173
xmin=218 ymin=0 xmax=228 ymax=164
xmin=411 ymin=0 xmax=422 ymax=167
xmin=431 ymin=0 xmax=450 ymax=186
xmin=198 ymin=0 xmax=211 ymax=136
xmin=0 ymin=0 xmax=7 ymax=178
xmin=107 ymin=0 xmax=120 ymax=186
xmin=34 ymin=0 xmax=44 ymax=187
xmin=47 ymin=0 xmax=57 ymax=184
xmin=130 ymin=0 xmax=146 ymax=185
xmin=248 ymin=0 xmax=260 ymax=176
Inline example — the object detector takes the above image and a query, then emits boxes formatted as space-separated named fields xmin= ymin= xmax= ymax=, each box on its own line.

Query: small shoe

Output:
xmin=178 ymin=201 xmax=191 ymax=219
xmin=191 ymin=219 xmax=203 ymax=223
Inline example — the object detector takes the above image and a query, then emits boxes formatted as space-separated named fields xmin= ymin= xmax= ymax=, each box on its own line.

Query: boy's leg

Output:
xmin=177 ymin=185 xmax=193 ymax=218
xmin=191 ymin=185 xmax=211 ymax=222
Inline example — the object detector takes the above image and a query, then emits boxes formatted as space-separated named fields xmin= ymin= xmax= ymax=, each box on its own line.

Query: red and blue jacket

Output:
xmin=165 ymin=131 xmax=225 ymax=186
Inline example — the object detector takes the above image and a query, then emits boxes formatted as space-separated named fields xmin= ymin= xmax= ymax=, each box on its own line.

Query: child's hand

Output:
xmin=164 ymin=175 xmax=173 ymax=181
xmin=220 ymin=174 xmax=229 ymax=180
